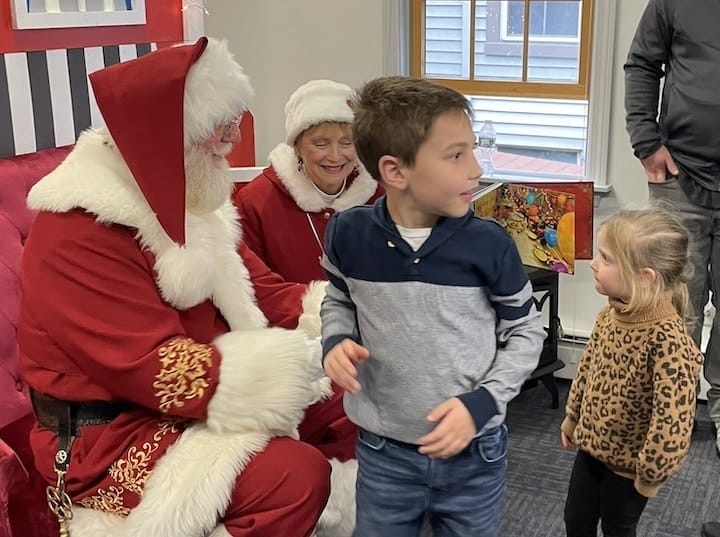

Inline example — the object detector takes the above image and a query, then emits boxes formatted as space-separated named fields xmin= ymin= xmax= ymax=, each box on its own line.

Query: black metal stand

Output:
xmin=523 ymin=266 xmax=564 ymax=408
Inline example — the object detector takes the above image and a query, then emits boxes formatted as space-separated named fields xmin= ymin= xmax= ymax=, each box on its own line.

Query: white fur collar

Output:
xmin=28 ymin=128 xmax=266 ymax=330
xmin=268 ymin=143 xmax=378 ymax=213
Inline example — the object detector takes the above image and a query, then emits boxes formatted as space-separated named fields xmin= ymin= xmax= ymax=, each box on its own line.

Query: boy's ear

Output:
xmin=378 ymin=155 xmax=408 ymax=191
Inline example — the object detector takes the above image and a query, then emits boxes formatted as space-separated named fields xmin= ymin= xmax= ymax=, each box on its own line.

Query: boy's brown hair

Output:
xmin=351 ymin=76 xmax=473 ymax=181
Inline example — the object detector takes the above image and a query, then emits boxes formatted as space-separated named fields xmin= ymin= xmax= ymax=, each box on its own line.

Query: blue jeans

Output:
xmin=354 ymin=425 xmax=508 ymax=537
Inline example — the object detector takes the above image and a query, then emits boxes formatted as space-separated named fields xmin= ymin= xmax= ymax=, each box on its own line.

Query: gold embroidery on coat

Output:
xmin=108 ymin=419 xmax=178 ymax=494
xmin=77 ymin=486 xmax=130 ymax=516
xmin=153 ymin=338 xmax=213 ymax=412
xmin=108 ymin=442 xmax=159 ymax=495
xmin=77 ymin=420 xmax=180 ymax=515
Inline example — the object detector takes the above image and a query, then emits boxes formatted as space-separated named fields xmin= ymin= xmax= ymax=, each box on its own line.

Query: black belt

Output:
xmin=359 ymin=428 xmax=422 ymax=451
xmin=29 ymin=389 xmax=135 ymax=533
xmin=30 ymin=389 xmax=134 ymax=435
xmin=359 ymin=426 xmax=502 ymax=454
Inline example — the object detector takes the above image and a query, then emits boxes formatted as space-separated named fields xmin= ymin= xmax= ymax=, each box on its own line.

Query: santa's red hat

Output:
xmin=89 ymin=37 xmax=253 ymax=245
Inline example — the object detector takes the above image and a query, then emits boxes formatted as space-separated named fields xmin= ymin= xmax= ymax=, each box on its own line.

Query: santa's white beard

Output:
xmin=185 ymin=143 xmax=233 ymax=215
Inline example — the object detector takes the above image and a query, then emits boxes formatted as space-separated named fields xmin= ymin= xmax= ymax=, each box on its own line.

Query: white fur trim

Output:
xmin=27 ymin=129 xmax=266 ymax=328
xmin=68 ymin=425 xmax=271 ymax=537
xmin=184 ymin=38 xmax=254 ymax=146
xmin=207 ymin=202 xmax=268 ymax=330
xmin=285 ymin=80 xmax=353 ymax=145
xmin=65 ymin=328 xmax=331 ymax=537
xmin=297 ymin=281 xmax=328 ymax=339
xmin=69 ymin=508 xmax=124 ymax=537
xmin=70 ymin=453 xmax=359 ymax=537
xmin=305 ymin=337 xmax=330 ymax=385
xmin=208 ymin=526 xmax=232 ymax=537
xmin=269 ymin=143 xmax=378 ymax=213
xmin=207 ymin=329 xmax=332 ymax=436
xmin=315 ymin=459 xmax=358 ymax=537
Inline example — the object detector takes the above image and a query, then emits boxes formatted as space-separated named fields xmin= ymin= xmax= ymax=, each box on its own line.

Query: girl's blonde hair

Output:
xmin=600 ymin=208 xmax=693 ymax=326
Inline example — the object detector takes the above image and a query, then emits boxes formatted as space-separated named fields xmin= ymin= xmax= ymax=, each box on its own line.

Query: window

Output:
xmin=410 ymin=0 xmax=614 ymax=188
xmin=504 ymin=1 xmax=581 ymax=41
xmin=11 ymin=0 xmax=146 ymax=29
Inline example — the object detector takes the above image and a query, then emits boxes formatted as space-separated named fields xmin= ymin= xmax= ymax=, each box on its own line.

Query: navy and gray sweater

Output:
xmin=320 ymin=197 xmax=545 ymax=444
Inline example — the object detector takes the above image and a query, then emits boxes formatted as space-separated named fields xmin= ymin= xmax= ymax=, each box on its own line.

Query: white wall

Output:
xmin=205 ymin=0 xmax=385 ymax=164
xmin=207 ymin=0 xmax=712 ymax=395
xmin=207 ymin=0 xmax=651 ymax=336
xmin=557 ymin=0 xmax=648 ymax=341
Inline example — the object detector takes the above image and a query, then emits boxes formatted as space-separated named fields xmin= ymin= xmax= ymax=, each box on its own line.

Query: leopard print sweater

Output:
xmin=561 ymin=292 xmax=703 ymax=497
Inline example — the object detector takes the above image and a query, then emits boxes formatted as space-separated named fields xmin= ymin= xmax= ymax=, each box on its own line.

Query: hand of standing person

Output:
xmin=641 ymin=145 xmax=679 ymax=183
xmin=419 ymin=397 xmax=476 ymax=458
xmin=323 ymin=338 xmax=370 ymax=394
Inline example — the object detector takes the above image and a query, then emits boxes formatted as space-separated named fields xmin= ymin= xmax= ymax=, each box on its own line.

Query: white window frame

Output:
xmin=386 ymin=0 xmax=615 ymax=191
xmin=182 ymin=0 xmax=206 ymax=42
xmin=11 ymin=0 xmax=146 ymax=29
xmin=499 ymin=0 xmax=582 ymax=44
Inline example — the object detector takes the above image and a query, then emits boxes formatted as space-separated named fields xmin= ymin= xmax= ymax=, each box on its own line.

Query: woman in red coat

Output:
xmin=233 ymin=80 xmax=382 ymax=284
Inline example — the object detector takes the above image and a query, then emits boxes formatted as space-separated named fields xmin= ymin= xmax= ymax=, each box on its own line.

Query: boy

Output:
xmin=320 ymin=76 xmax=545 ymax=537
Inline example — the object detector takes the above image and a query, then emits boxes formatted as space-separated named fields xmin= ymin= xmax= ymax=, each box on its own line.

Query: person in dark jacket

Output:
xmin=625 ymin=0 xmax=720 ymax=462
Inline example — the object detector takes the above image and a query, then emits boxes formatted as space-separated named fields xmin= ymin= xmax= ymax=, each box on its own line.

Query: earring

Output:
xmin=297 ymin=156 xmax=304 ymax=172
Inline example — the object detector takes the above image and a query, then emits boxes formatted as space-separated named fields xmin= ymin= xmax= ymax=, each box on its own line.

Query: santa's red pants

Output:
xmin=222 ymin=437 xmax=330 ymax=537
xmin=220 ymin=384 xmax=357 ymax=536
xmin=22 ymin=385 xmax=356 ymax=536
xmin=298 ymin=381 xmax=358 ymax=462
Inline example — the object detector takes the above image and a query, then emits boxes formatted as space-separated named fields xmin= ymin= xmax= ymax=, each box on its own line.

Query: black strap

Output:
xmin=54 ymin=401 xmax=73 ymax=473
xmin=29 ymin=390 xmax=135 ymax=473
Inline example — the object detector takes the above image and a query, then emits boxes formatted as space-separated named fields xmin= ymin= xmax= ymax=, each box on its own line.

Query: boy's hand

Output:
xmin=418 ymin=397 xmax=476 ymax=459
xmin=560 ymin=431 xmax=575 ymax=450
xmin=322 ymin=339 xmax=369 ymax=394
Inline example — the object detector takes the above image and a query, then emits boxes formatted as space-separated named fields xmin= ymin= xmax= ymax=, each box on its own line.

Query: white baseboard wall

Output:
xmin=554 ymin=339 xmax=584 ymax=381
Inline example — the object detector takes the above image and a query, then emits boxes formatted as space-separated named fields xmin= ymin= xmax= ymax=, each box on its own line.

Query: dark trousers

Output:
xmin=564 ymin=450 xmax=648 ymax=537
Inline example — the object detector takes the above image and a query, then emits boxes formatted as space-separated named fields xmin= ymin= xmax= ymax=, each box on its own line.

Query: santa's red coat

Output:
xmin=18 ymin=130 xmax=344 ymax=534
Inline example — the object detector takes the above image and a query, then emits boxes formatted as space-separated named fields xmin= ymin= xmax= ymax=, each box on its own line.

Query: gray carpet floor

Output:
xmin=501 ymin=380 xmax=720 ymax=537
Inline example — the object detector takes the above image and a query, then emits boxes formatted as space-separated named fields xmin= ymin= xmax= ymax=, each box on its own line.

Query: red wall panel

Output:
xmin=228 ymin=112 xmax=255 ymax=167
xmin=0 ymin=1 xmax=256 ymax=165
xmin=0 ymin=1 xmax=184 ymax=53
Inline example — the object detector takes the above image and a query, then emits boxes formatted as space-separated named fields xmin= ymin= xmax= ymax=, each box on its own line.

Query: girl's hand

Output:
xmin=560 ymin=431 xmax=575 ymax=450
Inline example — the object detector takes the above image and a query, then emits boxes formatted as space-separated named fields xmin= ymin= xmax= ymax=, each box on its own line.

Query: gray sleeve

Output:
xmin=624 ymin=0 xmax=674 ymax=160
xmin=319 ymin=213 xmax=360 ymax=362
xmin=481 ymin=279 xmax=546 ymax=416
xmin=320 ymin=271 xmax=360 ymax=361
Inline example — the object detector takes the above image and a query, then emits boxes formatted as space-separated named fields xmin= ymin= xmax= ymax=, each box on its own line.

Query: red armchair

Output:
xmin=0 ymin=146 xmax=72 ymax=537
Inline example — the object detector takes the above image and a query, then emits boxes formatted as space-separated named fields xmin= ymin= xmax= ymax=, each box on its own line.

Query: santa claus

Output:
xmin=19 ymin=37 xmax=356 ymax=537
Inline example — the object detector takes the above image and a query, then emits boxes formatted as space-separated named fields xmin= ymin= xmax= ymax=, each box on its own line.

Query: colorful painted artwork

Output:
xmin=473 ymin=182 xmax=593 ymax=275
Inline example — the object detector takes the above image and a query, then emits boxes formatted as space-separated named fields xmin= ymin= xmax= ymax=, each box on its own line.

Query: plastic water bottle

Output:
xmin=477 ymin=120 xmax=497 ymax=177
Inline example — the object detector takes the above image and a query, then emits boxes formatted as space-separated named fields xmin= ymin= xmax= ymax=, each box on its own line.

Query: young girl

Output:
xmin=561 ymin=208 xmax=703 ymax=537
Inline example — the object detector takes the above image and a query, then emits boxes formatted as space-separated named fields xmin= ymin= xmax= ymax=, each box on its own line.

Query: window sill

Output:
xmin=484 ymin=171 xmax=611 ymax=193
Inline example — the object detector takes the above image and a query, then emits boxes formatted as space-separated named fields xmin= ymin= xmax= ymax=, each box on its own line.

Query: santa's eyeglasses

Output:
xmin=220 ymin=117 xmax=242 ymax=143
xmin=207 ymin=116 xmax=242 ymax=145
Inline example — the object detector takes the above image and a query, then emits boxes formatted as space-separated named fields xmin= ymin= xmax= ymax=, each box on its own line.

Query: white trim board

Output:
xmin=229 ymin=166 xmax=263 ymax=183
